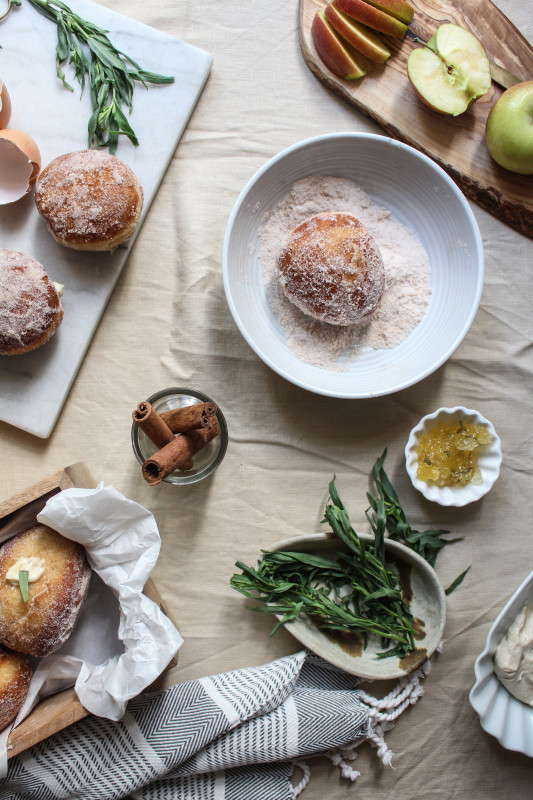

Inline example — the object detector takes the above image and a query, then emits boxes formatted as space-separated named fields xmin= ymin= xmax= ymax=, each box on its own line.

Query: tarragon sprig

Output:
xmin=231 ymin=471 xmax=418 ymax=659
xmin=18 ymin=569 xmax=29 ymax=602
xmin=24 ymin=0 xmax=174 ymax=153
xmin=231 ymin=547 xmax=415 ymax=659
xmin=231 ymin=452 xmax=469 ymax=658
xmin=367 ymin=450 xmax=470 ymax=594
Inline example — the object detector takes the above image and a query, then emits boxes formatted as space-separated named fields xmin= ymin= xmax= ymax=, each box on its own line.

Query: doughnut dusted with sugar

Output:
xmin=277 ymin=211 xmax=385 ymax=326
xmin=0 ymin=645 xmax=32 ymax=730
xmin=0 ymin=523 xmax=92 ymax=658
xmin=0 ymin=249 xmax=63 ymax=356
xmin=34 ymin=149 xmax=143 ymax=252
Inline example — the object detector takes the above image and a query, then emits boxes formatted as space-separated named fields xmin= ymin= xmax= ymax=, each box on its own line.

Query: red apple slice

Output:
xmin=311 ymin=10 xmax=367 ymax=80
xmin=361 ymin=0 xmax=414 ymax=25
xmin=324 ymin=3 xmax=390 ymax=63
xmin=331 ymin=0 xmax=408 ymax=39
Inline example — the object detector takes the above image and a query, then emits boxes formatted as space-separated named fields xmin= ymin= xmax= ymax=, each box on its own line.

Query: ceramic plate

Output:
xmin=0 ymin=0 xmax=212 ymax=437
xmin=266 ymin=533 xmax=446 ymax=680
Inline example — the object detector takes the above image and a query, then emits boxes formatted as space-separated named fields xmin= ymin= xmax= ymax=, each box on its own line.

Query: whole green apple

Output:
xmin=485 ymin=81 xmax=533 ymax=175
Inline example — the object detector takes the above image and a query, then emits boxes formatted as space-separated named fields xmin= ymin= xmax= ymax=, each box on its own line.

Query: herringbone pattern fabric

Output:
xmin=0 ymin=651 xmax=369 ymax=800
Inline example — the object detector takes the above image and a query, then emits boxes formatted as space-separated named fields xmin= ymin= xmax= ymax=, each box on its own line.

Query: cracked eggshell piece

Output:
xmin=0 ymin=130 xmax=41 ymax=205
xmin=0 ymin=80 xmax=11 ymax=129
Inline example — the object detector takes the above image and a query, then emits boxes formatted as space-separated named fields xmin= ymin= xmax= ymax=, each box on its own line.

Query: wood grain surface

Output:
xmin=299 ymin=0 xmax=533 ymax=238
xmin=0 ymin=464 xmax=177 ymax=759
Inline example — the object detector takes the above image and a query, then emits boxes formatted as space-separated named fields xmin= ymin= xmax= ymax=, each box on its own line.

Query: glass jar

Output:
xmin=131 ymin=387 xmax=228 ymax=485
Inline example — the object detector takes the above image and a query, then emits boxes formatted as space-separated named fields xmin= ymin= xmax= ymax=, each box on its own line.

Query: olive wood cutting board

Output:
xmin=0 ymin=462 xmax=178 ymax=759
xmin=299 ymin=0 xmax=533 ymax=238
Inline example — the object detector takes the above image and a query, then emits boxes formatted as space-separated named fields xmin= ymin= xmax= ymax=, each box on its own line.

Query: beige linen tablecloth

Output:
xmin=1 ymin=0 xmax=532 ymax=796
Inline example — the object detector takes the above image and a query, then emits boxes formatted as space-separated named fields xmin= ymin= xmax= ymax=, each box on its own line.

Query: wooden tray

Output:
xmin=0 ymin=463 xmax=178 ymax=759
xmin=299 ymin=0 xmax=533 ymax=238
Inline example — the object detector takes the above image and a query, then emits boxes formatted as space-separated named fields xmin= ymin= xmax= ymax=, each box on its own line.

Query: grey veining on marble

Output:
xmin=0 ymin=0 xmax=213 ymax=438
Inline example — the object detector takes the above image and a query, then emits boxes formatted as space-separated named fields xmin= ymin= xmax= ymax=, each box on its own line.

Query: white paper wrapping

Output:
xmin=0 ymin=483 xmax=183 ymax=776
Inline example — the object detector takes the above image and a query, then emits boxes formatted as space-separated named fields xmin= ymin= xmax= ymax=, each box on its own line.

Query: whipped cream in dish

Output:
xmin=494 ymin=589 xmax=533 ymax=707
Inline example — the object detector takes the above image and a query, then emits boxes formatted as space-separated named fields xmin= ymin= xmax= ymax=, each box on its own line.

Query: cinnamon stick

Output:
xmin=159 ymin=402 xmax=217 ymax=433
xmin=142 ymin=421 xmax=220 ymax=486
xmin=132 ymin=401 xmax=174 ymax=447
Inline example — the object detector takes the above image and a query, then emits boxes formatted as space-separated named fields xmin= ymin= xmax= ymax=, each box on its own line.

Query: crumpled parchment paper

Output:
xmin=0 ymin=482 xmax=183 ymax=775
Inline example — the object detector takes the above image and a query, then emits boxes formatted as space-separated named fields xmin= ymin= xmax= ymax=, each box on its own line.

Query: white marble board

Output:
xmin=0 ymin=0 xmax=213 ymax=438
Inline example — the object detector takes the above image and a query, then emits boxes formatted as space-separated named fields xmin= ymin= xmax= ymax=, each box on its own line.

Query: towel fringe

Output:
xmin=291 ymin=646 xmax=441 ymax=796
xmin=326 ymin=747 xmax=361 ymax=781
xmin=291 ymin=760 xmax=311 ymax=797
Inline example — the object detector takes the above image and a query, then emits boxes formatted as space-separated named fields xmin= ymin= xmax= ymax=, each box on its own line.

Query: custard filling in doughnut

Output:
xmin=6 ymin=557 xmax=45 ymax=585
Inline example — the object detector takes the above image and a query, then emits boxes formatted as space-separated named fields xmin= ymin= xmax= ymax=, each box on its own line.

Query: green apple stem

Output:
xmin=413 ymin=36 xmax=436 ymax=53
xmin=413 ymin=36 xmax=456 ymax=78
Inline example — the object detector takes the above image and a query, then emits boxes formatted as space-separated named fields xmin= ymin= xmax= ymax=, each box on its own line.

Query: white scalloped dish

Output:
xmin=469 ymin=571 xmax=533 ymax=758
xmin=405 ymin=406 xmax=502 ymax=507
xmin=267 ymin=533 xmax=446 ymax=681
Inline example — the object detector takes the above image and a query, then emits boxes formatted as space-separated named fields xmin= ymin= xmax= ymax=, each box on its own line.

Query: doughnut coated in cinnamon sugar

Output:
xmin=277 ymin=212 xmax=385 ymax=326
xmin=34 ymin=150 xmax=143 ymax=252
xmin=0 ymin=645 xmax=32 ymax=730
xmin=0 ymin=249 xmax=63 ymax=356
xmin=0 ymin=524 xmax=91 ymax=658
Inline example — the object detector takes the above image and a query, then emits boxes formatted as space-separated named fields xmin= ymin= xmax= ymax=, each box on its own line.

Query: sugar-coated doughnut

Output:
xmin=0 ymin=645 xmax=32 ymax=730
xmin=34 ymin=149 xmax=143 ymax=252
xmin=0 ymin=524 xmax=91 ymax=657
xmin=0 ymin=249 xmax=63 ymax=356
xmin=277 ymin=212 xmax=385 ymax=326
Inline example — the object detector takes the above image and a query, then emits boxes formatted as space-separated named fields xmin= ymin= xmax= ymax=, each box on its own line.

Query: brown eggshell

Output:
xmin=0 ymin=129 xmax=41 ymax=186
xmin=0 ymin=81 xmax=11 ymax=129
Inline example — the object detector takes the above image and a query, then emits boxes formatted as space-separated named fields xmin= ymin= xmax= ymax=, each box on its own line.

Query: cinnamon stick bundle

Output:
xmin=160 ymin=401 xmax=217 ymax=433
xmin=142 ymin=421 xmax=220 ymax=486
xmin=132 ymin=401 xmax=174 ymax=447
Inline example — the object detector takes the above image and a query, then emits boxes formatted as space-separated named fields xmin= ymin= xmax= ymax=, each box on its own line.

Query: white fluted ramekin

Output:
xmin=405 ymin=406 xmax=501 ymax=507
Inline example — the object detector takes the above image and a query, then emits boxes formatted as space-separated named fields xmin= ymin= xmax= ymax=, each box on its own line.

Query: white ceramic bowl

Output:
xmin=405 ymin=406 xmax=502 ymax=507
xmin=266 ymin=533 xmax=446 ymax=680
xmin=469 ymin=571 xmax=533 ymax=758
xmin=222 ymin=133 xmax=483 ymax=398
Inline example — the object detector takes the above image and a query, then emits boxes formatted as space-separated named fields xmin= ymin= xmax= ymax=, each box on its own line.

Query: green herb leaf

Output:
xmin=25 ymin=0 xmax=174 ymax=152
xmin=18 ymin=570 xmax=29 ymax=602
xmin=230 ymin=475 xmax=419 ymax=659
xmin=367 ymin=450 xmax=467 ymax=590
xmin=231 ymin=452 xmax=469 ymax=659
xmin=445 ymin=566 xmax=471 ymax=595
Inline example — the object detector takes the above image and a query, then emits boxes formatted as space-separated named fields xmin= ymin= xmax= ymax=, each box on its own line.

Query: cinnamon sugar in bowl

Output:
xmin=222 ymin=133 xmax=484 ymax=399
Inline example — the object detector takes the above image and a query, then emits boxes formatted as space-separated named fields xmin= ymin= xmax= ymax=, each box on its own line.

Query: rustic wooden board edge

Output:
xmin=1 ymin=463 xmax=178 ymax=759
xmin=298 ymin=0 xmax=533 ymax=239
xmin=0 ymin=463 xmax=88 ymax=519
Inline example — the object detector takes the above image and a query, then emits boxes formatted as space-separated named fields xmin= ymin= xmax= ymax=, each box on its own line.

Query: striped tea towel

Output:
xmin=0 ymin=649 xmax=430 ymax=800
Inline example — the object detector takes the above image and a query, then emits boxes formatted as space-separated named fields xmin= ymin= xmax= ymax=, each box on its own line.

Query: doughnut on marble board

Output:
xmin=0 ymin=0 xmax=213 ymax=438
